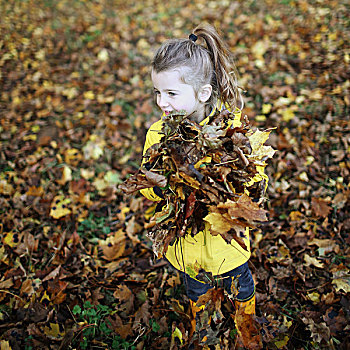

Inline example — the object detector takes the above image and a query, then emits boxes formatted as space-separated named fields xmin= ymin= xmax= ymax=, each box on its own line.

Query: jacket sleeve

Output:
xmin=139 ymin=121 xmax=164 ymax=202
xmin=229 ymin=109 xmax=269 ymax=194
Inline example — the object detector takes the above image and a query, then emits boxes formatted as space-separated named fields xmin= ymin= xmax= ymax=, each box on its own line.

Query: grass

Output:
xmin=72 ymin=301 xmax=137 ymax=349
xmin=77 ymin=213 xmax=111 ymax=242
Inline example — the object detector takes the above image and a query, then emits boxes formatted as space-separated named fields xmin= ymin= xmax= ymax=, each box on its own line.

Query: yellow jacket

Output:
xmin=140 ymin=103 xmax=268 ymax=277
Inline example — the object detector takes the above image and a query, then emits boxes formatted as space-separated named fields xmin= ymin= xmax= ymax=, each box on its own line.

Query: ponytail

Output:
xmin=152 ymin=23 xmax=243 ymax=112
xmin=192 ymin=24 xmax=243 ymax=110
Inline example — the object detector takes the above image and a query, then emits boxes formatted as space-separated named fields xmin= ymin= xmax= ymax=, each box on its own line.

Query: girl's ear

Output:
xmin=198 ymin=84 xmax=212 ymax=103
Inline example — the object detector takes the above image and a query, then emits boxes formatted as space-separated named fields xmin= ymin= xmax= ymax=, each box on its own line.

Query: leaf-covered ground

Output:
xmin=0 ymin=0 xmax=349 ymax=349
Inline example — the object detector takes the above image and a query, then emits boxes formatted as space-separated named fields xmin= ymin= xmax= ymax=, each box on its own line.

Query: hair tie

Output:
xmin=189 ymin=33 xmax=197 ymax=42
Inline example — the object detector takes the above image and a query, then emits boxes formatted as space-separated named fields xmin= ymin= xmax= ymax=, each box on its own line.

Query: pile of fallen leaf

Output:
xmin=121 ymin=110 xmax=275 ymax=257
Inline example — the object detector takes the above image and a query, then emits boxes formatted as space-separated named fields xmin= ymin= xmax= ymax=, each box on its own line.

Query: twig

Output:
xmin=155 ymin=308 xmax=191 ymax=320
xmin=66 ymin=304 xmax=77 ymax=324
xmin=0 ymin=290 xmax=23 ymax=301
xmin=213 ymin=159 xmax=238 ymax=166
xmin=301 ymin=281 xmax=330 ymax=293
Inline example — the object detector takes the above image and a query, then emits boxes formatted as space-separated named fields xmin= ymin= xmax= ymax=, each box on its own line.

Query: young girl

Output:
xmin=140 ymin=24 xmax=266 ymax=347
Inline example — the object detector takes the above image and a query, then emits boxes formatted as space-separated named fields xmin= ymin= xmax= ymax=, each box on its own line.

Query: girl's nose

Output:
xmin=158 ymin=94 xmax=168 ymax=109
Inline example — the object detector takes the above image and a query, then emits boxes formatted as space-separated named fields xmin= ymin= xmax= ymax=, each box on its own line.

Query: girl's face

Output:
xmin=152 ymin=69 xmax=210 ymax=123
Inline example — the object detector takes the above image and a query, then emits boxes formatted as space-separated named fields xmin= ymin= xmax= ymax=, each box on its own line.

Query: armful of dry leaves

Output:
xmin=119 ymin=110 xmax=275 ymax=258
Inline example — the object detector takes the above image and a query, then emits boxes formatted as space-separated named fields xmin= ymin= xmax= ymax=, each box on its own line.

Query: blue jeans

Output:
xmin=181 ymin=262 xmax=255 ymax=302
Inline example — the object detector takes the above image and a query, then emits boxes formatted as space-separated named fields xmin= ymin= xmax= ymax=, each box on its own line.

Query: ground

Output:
xmin=0 ymin=0 xmax=349 ymax=349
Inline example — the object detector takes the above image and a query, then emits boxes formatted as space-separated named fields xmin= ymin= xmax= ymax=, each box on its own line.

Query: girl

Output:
xmin=140 ymin=24 xmax=266 ymax=347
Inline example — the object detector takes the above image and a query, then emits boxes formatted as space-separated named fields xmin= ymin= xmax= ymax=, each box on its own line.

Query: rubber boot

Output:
xmin=189 ymin=299 xmax=198 ymax=339
xmin=234 ymin=295 xmax=262 ymax=349
xmin=189 ymin=300 xmax=209 ymax=349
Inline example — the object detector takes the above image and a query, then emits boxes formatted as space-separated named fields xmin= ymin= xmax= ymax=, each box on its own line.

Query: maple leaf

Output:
xmin=247 ymin=128 xmax=276 ymax=160
xmin=203 ymin=208 xmax=249 ymax=250
xmin=99 ymin=229 xmax=126 ymax=261
xmin=162 ymin=110 xmax=188 ymax=136
xmin=218 ymin=194 xmax=268 ymax=223
xmin=118 ymin=169 xmax=167 ymax=194
xmin=50 ymin=195 xmax=71 ymax=219
xmin=311 ymin=197 xmax=331 ymax=217
xmin=134 ymin=300 xmax=151 ymax=328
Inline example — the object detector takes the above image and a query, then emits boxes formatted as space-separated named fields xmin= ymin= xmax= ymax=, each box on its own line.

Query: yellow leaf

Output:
xmin=50 ymin=195 xmax=71 ymax=219
xmin=275 ymin=335 xmax=289 ymax=349
xmin=62 ymin=87 xmax=78 ymax=100
xmin=97 ymin=48 xmax=109 ymax=62
xmin=185 ymin=261 xmax=202 ymax=279
xmin=3 ymin=232 xmax=20 ymax=248
xmin=83 ymin=136 xmax=105 ymax=160
xmin=255 ymin=115 xmax=266 ymax=122
xmin=298 ymin=171 xmax=309 ymax=181
xmin=97 ymin=94 xmax=114 ymax=103
xmin=171 ymin=327 xmax=183 ymax=345
xmin=31 ymin=125 xmax=40 ymax=133
xmin=57 ymin=165 xmax=72 ymax=185
xmin=137 ymin=38 xmax=150 ymax=50
xmin=26 ymin=186 xmax=44 ymax=197
xmin=64 ymin=148 xmax=83 ymax=166
xmin=314 ymin=33 xmax=322 ymax=42
xmin=0 ymin=180 xmax=15 ymax=195
xmin=83 ymin=91 xmax=95 ymax=99
xmin=247 ymin=129 xmax=276 ymax=160
xmin=345 ymin=53 xmax=350 ymax=63
xmin=284 ymin=75 xmax=295 ymax=85
xmin=309 ymin=89 xmax=323 ymax=100
xmin=283 ymin=315 xmax=293 ymax=329
xmin=81 ymin=168 xmax=95 ymax=180
xmin=178 ymin=171 xmax=201 ymax=189
xmin=289 ymin=211 xmax=303 ymax=221
xmin=255 ymin=59 xmax=265 ymax=68
xmin=23 ymin=134 xmax=37 ymax=141
xmin=0 ymin=340 xmax=12 ymax=350
xmin=203 ymin=212 xmax=233 ymax=233
xmin=304 ymin=254 xmax=324 ymax=268
xmin=248 ymin=129 xmax=271 ymax=152
xmin=0 ymin=246 xmax=9 ymax=265
xmin=262 ymin=104 xmax=272 ymax=114
xmin=104 ymin=171 xmax=122 ymax=185
xmin=35 ymin=49 xmax=45 ymax=60
xmin=282 ymin=108 xmax=295 ymax=122
xmin=332 ymin=272 xmax=350 ymax=293
xmin=40 ymin=290 xmax=50 ymax=304
xmin=275 ymin=97 xmax=292 ymax=107
xmin=43 ymin=322 xmax=65 ymax=340
xmin=295 ymin=96 xmax=305 ymax=104
xmin=251 ymin=40 xmax=267 ymax=59
xmin=331 ymin=86 xmax=342 ymax=95
xmin=194 ymin=156 xmax=212 ymax=169
xmin=332 ymin=279 xmax=350 ymax=293
xmin=329 ymin=32 xmax=337 ymax=41
xmin=93 ymin=178 xmax=108 ymax=195
xmin=307 ymin=292 xmax=320 ymax=303
xmin=305 ymin=156 xmax=315 ymax=166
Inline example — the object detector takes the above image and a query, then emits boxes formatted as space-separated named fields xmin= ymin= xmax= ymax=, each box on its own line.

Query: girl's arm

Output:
xmin=139 ymin=120 xmax=164 ymax=202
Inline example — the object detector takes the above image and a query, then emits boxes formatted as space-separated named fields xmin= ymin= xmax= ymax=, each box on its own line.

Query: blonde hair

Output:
xmin=152 ymin=23 xmax=243 ymax=112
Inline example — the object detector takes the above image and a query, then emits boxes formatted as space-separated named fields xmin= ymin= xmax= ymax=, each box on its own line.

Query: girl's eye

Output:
xmin=154 ymin=90 xmax=160 ymax=95
xmin=168 ymin=92 xmax=177 ymax=97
